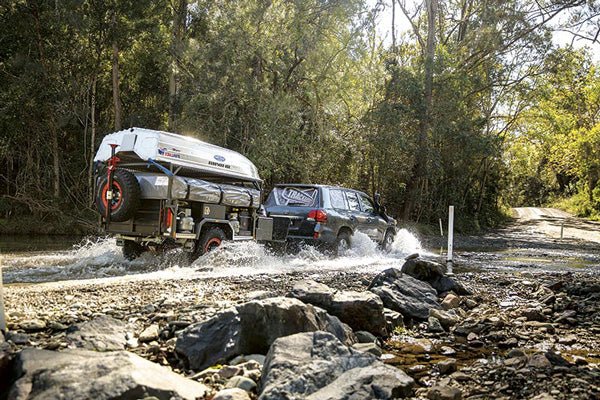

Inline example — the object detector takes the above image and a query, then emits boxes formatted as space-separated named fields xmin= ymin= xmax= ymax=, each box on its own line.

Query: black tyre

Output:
xmin=335 ymin=230 xmax=352 ymax=257
xmin=197 ymin=227 xmax=226 ymax=256
xmin=382 ymin=230 xmax=395 ymax=252
xmin=96 ymin=169 xmax=141 ymax=222
xmin=122 ymin=240 xmax=146 ymax=261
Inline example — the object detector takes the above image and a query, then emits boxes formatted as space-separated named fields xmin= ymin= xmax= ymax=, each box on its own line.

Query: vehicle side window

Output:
xmin=330 ymin=189 xmax=348 ymax=210
xmin=346 ymin=192 xmax=361 ymax=212
xmin=359 ymin=193 xmax=375 ymax=213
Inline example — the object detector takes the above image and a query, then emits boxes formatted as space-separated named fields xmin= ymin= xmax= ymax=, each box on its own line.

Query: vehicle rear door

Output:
xmin=264 ymin=186 xmax=321 ymax=238
xmin=357 ymin=192 xmax=386 ymax=242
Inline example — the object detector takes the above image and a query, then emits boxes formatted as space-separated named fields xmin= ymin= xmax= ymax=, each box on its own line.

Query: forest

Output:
xmin=1 ymin=0 xmax=599 ymax=234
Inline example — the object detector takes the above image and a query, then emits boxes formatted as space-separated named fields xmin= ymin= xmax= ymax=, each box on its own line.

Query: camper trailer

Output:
xmin=93 ymin=128 xmax=287 ymax=260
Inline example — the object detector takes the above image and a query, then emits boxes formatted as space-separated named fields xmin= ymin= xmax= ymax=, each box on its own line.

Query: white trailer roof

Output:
xmin=94 ymin=128 xmax=261 ymax=182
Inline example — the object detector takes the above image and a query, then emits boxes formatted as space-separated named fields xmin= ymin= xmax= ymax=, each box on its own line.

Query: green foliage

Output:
xmin=1 ymin=0 xmax=598 ymax=233
xmin=504 ymin=48 xmax=600 ymax=217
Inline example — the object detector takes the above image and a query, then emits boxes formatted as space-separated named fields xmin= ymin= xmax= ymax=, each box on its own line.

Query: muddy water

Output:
xmin=1 ymin=230 xmax=429 ymax=284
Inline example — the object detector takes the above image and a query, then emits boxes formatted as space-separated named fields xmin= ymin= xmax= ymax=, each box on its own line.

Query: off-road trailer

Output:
xmin=93 ymin=127 xmax=288 ymax=260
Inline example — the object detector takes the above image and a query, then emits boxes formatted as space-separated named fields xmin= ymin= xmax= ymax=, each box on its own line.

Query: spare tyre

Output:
xmin=96 ymin=169 xmax=141 ymax=222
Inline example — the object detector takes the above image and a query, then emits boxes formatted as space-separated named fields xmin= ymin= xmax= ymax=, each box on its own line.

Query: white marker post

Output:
xmin=447 ymin=205 xmax=454 ymax=275
xmin=0 ymin=263 xmax=5 ymax=333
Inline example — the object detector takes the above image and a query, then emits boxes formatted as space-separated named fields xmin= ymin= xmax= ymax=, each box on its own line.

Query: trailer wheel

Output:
xmin=198 ymin=227 xmax=226 ymax=255
xmin=122 ymin=240 xmax=146 ymax=261
xmin=96 ymin=169 xmax=141 ymax=222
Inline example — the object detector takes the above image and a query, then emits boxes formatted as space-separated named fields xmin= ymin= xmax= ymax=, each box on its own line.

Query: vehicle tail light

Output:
xmin=307 ymin=209 xmax=328 ymax=223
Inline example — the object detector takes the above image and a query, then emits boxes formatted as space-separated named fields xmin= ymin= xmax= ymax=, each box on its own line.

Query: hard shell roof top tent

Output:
xmin=94 ymin=127 xmax=261 ymax=184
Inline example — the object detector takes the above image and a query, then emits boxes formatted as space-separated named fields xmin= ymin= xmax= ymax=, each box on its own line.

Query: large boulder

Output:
xmin=65 ymin=315 xmax=128 ymax=351
xmin=369 ymin=268 xmax=440 ymax=320
xmin=259 ymin=331 xmax=414 ymax=400
xmin=176 ymin=297 xmax=355 ymax=370
xmin=289 ymin=280 xmax=335 ymax=308
xmin=400 ymin=257 xmax=471 ymax=295
xmin=9 ymin=348 xmax=208 ymax=400
xmin=289 ymin=280 xmax=387 ymax=336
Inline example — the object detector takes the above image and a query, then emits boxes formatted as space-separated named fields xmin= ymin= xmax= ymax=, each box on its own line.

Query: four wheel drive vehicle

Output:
xmin=264 ymin=184 xmax=397 ymax=255
xmin=93 ymin=127 xmax=288 ymax=260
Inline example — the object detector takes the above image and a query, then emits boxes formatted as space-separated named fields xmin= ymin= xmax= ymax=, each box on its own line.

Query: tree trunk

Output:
xmin=52 ymin=127 xmax=60 ymax=198
xmin=402 ymin=0 xmax=437 ymax=220
xmin=391 ymin=0 xmax=396 ymax=50
xmin=88 ymin=76 xmax=97 ymax=206
xmin=112 ymin=40 xmax=122 ymax=131
xmin=168 ymin=0 xmax=187 ymax=131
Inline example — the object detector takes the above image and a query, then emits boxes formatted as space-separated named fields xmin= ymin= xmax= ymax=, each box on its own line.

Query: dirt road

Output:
xmin=512 ymin=207 xmax=600 ymax=243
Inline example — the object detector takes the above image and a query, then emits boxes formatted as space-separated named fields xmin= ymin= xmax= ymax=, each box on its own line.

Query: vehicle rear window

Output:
xmin=330 ymin=189 xmax=348 ymax=210
xmin=346 ymin=191 xmax=361 ymax=211
xmin=266 ymin=187 xmax=319 ymax=207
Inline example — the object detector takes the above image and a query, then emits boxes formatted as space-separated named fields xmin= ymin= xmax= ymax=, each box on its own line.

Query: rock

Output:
xmin=522 ymin=308 xmax=545 ymax=322
xmin=213 ymin=388 xmax=252 ymax=400
xmin=352 ymin=342 xmax=383 ymax=357
xmin=355 ymin=331 xmax=378 ymax=343
xmin=437 ymin=358 xmax=457 ymax=375
xmin=6 ymin=332 xmax=29 ymax=345
xmin=383 ymin=308 xmax=404 ymax=332
xmin=554 ymin=310 xmax=577 ymax=323
xmin=530 ymin=394 xmax=556 ymax=400
xmin=544 ymin=350 xmax=570 ymax=367
xmin=329 ymin=291 xmax=387 ymax=336
xmin=230 ymin=354 xmax=266 ymax=366
xmin=449 ymin=372 xmax=470 ymax=382
xmin=9 ymin=348 xmax=208 ymax=399
xmin=440 ymin=346 xmax=456 ymax=356
xmin=176 ymin=308 xmax=240 ymax=370
xmin=428 ymin=316 xmax=445 ymax=332
xmin=288 ymin=280 xmax=335 ymax=307
xmin=260 ymin=331 xmax=414 ymax=400
xmin=20 ymin=319 xmax=46 ymax=331
xmin=66 ymin=316 xmax=128 ymax=351
xmin=369 ymin=268 xmax=440 ymax=320
xmin=429 ymin=309 xmax=460 ymax=329
xmin=464 ymin=298 xmax=477 ymax=309
xmin=191 ymin=367 xmax=221 ymax=381
xmin=427 ymin=385 xmax=462 ymax=400
xmin=441 ymin=294 xmax=460 ymax=310
xmin=138 ymin=324 xmax=160 ymax=342
xmin=527 ymin=353 xmax=552 ymax=369
xmin=246 ymin=290 xmax=274 ymax=301
xmin=219 ymin=365 xmax=243 ymax=379
xmin=226 ymin=376 xmax=258 ymax=392
xmin=558 ymin=334 xmax=577 ymax=345
xmin=289 ymin=280 xmax=387 ymax=336
xmin=48 ymin=321 xmax=68 ymax=331
xmin=176 ymin=297 xmax=354 ymax=370
xmin=400 ymin=257 xmax=471 ymax=295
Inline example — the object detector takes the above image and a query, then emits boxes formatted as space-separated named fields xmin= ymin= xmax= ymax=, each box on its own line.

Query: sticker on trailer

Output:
xmin=155 ymin=176 xmax=169 ymax=185
xmin=158 ymin=147 xmax=181 ymax=159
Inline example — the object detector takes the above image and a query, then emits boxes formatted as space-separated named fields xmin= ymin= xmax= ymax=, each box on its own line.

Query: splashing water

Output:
xmin=3 ymin=229 xmax=429 ymax=284
xmin=192 ymin=229 xmax=429 ymax=279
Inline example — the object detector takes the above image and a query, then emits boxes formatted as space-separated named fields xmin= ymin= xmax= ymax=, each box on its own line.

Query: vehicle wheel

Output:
xmin=122 ymin=240 xmax=146 ymax=261
xmin=197 ymin=227 xmax=226 ymax=256
xmin=382 ymin=230 xmax=395 ymax=252
xmin=96 ymin=169 xmax=141 ymax=222
xmin=335 ymin=230 xmax=352 ymax=257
